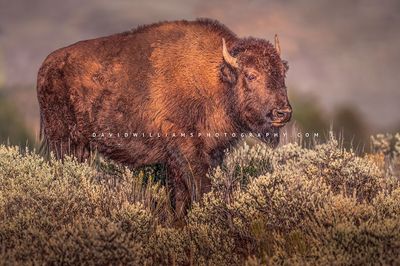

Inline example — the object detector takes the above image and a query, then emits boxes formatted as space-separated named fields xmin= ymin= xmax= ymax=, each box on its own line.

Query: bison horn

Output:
xmin=274 ymin=34 xmax=281 ymax=56
xmin=222 ymin=38 xmax=238 ymax=68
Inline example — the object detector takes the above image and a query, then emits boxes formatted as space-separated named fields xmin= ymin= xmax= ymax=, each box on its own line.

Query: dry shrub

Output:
xmin=0 ymin=135 xmax=400 ymax=265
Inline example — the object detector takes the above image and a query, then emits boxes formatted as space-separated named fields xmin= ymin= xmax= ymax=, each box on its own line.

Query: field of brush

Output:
xmin=0 ymin=134 xmax=400 ymax=265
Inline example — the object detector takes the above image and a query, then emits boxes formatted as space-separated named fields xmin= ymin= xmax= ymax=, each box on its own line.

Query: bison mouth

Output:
xmin=271 ymin=121 xmax=287 ymax=128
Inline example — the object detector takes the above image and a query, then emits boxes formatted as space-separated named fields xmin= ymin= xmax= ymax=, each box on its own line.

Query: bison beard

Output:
xmin=36 ymin=19 xmax=291 ymax=217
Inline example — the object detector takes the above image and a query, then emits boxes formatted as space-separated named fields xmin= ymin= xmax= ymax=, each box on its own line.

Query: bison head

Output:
xmin=220 ymin=35 xmax=292 ymax=146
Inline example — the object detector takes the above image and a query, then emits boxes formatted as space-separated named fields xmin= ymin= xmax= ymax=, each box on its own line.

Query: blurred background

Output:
xmin=0 ymin=0 xmax=399 ymax=149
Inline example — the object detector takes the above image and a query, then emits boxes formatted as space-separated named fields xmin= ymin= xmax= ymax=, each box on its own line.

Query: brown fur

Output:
xmin=37 ymin=19 xmax=291 ymax=215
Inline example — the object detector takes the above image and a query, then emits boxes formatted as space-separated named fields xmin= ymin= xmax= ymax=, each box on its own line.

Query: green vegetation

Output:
xmin=0 ymin=94 xmax=34 ymax=148
xmin=0 ymin=134 xmax=400 ymax=265
xmin=290 ymin=92 xmax=371 ymax=149
xmin=290 ymin=92 xmax=328 ymax=133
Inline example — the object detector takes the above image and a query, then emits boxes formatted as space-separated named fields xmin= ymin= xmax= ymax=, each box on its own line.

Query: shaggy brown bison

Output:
xmin=37 ymin=19 xmax=292 ymax=215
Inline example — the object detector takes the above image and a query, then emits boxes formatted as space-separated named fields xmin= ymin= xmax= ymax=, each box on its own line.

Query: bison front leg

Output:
xmin=166 ymin=149 xmax=211 ymax=218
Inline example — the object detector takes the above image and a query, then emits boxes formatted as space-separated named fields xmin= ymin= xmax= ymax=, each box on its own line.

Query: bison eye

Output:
xmin=245 ymin=73 xmax=257 ymax=81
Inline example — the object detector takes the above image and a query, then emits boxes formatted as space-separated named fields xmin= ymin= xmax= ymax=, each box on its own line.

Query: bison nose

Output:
xmin=271 ymin=107 xmax=292 ymax=123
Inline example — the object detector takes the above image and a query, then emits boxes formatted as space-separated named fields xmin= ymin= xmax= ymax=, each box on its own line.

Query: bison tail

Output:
xmin=37 ymin=59 xmax=51 ymax=157
xmin=39 ymin=111 xmax=43 ymax=140
xmin=38 ymin=111 xmax=49 ymax=157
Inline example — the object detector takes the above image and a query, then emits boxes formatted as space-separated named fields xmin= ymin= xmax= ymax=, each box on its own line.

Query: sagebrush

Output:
xmin=0 ymin=134 xmax=399 ymax=265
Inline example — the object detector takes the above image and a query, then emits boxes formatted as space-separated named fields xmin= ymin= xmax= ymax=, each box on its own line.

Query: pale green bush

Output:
xmin=191 ymin=139 xmax=400 ymax=265
xmin=0 ymin=135 xmax=399 ymax=265
xmin=371 ymin=133 xmax=400 ymax=176
xmin=371 ymin=133 xmax=400 ymax=158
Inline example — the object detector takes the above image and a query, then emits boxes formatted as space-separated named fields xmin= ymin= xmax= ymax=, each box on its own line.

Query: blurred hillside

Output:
xmin=0 ymin=89 xmax=35 ymax=148
xmin=289 ymin=91 xmax=372 ymax=150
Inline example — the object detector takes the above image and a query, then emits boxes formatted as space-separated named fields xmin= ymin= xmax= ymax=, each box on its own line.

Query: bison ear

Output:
xmin=220 ymin=63 xmax=237 ymax=84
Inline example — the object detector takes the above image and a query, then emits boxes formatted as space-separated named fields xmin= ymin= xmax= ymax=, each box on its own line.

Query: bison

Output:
xmin=37 ymin=19 xmax=292 ymax=215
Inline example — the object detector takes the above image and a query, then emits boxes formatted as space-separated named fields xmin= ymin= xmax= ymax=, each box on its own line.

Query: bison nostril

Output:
xmin=272 ymin=109 xmax=285 ymax=118
xmin=272 ymin=108 xmax=292 ymax=122
xmin=276 ymin=110 xmax=286 ymax=118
